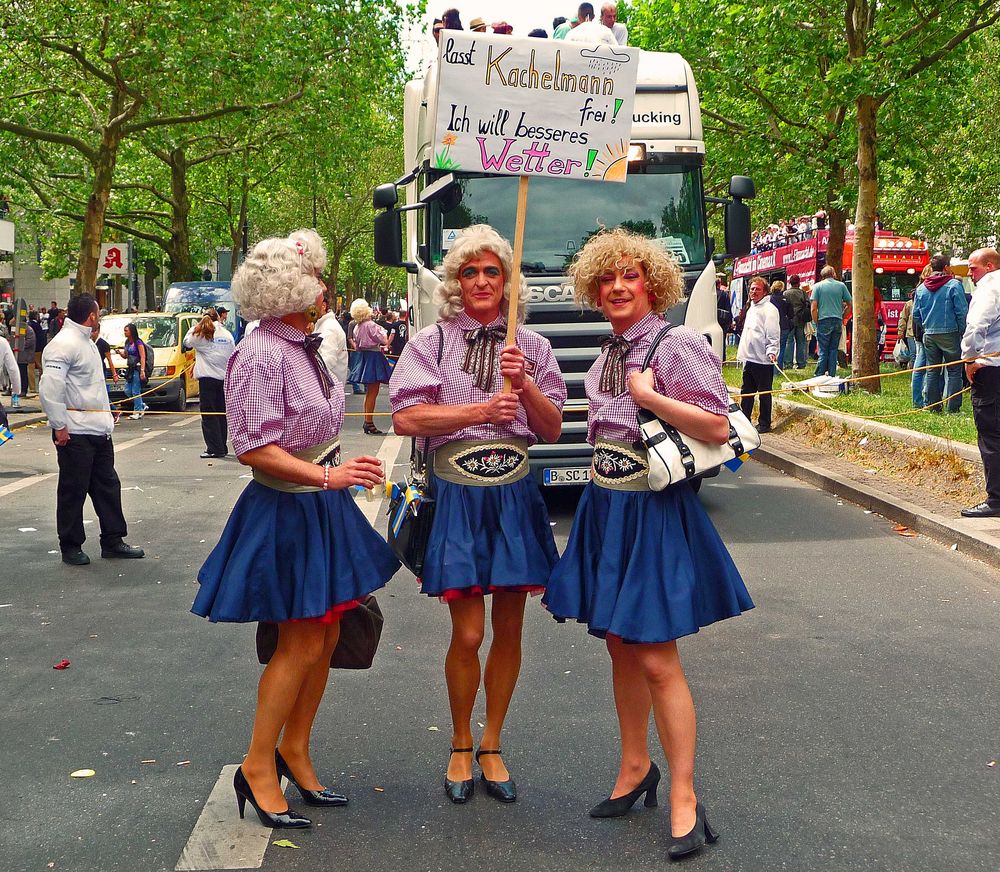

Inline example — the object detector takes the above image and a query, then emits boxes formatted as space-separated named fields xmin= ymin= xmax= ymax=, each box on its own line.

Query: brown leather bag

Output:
xmin=255 ymin=595 xmax=384 ymax=670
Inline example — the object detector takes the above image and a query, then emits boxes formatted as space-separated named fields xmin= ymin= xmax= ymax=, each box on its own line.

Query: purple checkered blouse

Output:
xmin=225 ymin=317 xmax=345 ymax=457
xmin=389 ymin=312 xmax=568 ymax=452
xmin=587 ymin=312 xmax=729 ymax=445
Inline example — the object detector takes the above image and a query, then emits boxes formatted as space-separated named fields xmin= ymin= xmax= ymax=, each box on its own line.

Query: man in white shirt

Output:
xmin=600 ymin=3 xmax=628 ymax=44
xmin=961 ymin=248 xmax=1000 ymax=517
xmin=313 ymin=295 xmax=349 ymax=384
xmin=566 ymin=3 xmax=617 ymax=45
xmin=737 ymin=275 xmax=780 ymax=433
xmin=39 ymin=294 xmax=144 ymax=565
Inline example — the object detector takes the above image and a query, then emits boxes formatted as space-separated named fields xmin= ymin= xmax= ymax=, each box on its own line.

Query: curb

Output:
xmin=9 ymin=414 xmax=46 ymax=430
xmin=753 ymin=442 xmax=1000 ymax=570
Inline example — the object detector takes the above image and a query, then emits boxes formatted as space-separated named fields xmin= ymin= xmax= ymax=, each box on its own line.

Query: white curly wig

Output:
xmin=232 ymin=237 xmax=323 ymax=320
xmin=435 ymin=224 xmax=527 ymax=323
xmin=350 ymin=298 xmax=373 ymax=322
xmin=288 ymin=228 xmax=327 ymax=276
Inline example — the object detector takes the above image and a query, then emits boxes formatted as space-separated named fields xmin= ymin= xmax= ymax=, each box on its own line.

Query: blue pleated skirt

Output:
xmin=192 ymin=482 xmax=400 ymax=623
xmin=543 ymin=481 xmax=753 ymax=644
xmin=420 ymin=475 xmax=559 ymax=598
xmin=348 ymin=349 xmax=391 ymax=385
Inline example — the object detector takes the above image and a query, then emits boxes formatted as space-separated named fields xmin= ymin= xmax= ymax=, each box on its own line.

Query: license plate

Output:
xmin=543 ymin=466 xmax=591 ymax=486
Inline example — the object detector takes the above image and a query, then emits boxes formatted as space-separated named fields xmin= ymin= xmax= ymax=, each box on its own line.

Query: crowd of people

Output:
xmin=750 ymin=211 xmax=827 ymax=253
xmin=430 ymin=2 xmax=629 ymax=45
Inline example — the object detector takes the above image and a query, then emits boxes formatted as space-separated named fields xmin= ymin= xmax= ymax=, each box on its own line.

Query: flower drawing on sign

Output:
xmin=435 ymin=133 xmax=461 ymax=170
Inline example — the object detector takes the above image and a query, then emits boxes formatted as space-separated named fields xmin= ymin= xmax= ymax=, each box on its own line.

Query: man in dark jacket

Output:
xmin=783 ymin=275 xmax=810 ymax=368
xmin=913 ymin=254 xmax=969 ymax=412
xmin=769 ymin=280 xmax=793 ymax=371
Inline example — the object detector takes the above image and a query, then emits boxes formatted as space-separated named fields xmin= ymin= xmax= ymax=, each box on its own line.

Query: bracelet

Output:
xmin=322 ymin=464 xmax=330 ymax=490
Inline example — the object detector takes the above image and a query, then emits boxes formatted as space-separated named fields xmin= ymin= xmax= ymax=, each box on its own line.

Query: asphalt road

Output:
xmin=1 ymin=398 xmax=997 ymax=872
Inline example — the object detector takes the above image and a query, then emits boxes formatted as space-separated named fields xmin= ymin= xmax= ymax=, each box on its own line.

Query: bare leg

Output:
xmin=606 ymin=634 xmax=654 ymax=798
xmin=445 ymin=596 xmax=486 ymax=781
xmin=241 ymin=621 xmax=329 ymax=812
xmin=479 ymin=591 xmax=527 ymax=781
xmin=277 ymin=620 xmax=341 ymax=790
xmin=364 ymin=383 xmax=379 ymax=426
xmin=632 ymin=641 xmax=698 ymax=837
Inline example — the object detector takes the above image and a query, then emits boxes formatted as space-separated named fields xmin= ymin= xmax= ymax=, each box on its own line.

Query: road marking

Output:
xmin=171 ymin=415 xmax=200 ymax=428
xmin=0 ymin=430 xmax=162 ymax=499
xmin=115 ymin=431 xmax=164 ymax=451
xmin=0 ymin=472 xmax=57 ymax=498
xmin=175 ymin=765 xmax=280 ymax=871
xmin=358 ymin=433 xmax=404 ymax=526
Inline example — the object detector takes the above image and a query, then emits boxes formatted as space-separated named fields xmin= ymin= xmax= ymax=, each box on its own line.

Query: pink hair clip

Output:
xmin=295 ymin=240 xmax=305 ymax=256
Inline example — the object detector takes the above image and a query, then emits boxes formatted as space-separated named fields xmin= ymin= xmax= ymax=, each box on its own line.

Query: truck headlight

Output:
xmin=150 ymin=367 xmax=168 ymax=377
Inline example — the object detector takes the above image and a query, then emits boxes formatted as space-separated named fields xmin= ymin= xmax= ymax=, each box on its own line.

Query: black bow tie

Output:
xmin=599 ymin=335 xmax=632 ymax=396
xmin=304 ymin=333 xmax=333 ymax=398
xmin=462 ymin=325 xmax=507 ymax=392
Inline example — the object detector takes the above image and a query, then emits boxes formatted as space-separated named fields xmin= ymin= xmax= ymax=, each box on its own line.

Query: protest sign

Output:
xmin=433 ymin=33 xmax=639 ymax=183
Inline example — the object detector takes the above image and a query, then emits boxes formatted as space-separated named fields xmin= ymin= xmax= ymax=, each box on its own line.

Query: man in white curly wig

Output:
xmin=389 ymin=224 xmax=567 ymax=805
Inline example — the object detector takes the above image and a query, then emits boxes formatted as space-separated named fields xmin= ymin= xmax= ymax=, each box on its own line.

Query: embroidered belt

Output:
xmin=592 ymin=439 xmax=650 ymax=491
xmin=253 ymin=439 xmax=341 ymax=493
xmin=433 ymin=439 xmax=530 ymax=487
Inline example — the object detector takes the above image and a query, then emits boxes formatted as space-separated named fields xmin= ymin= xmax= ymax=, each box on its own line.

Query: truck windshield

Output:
xmin=432 ymin=164 xmax=706 ymax=275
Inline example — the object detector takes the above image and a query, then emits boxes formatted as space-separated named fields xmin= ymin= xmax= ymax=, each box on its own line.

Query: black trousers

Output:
xmin=740 ymin=361 xmax=774 ymax=429
xmin=55 ymin=433 xmax=128 ymax=553
xmin=971 ymin=366 xmax=1000 ymax=506
xmin=198 ymin=377 xmax=228 ymax=456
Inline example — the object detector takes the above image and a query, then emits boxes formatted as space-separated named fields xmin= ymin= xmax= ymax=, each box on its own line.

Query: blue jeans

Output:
xmin=783 ymin=324 xmax=807 ymax=368
xmin=777 ymin=329 xmax=790 ymax=372
xmin=911 ymin=341 xmax=926 ymax=408
xmin=922 ymin=332 xmax=962 ymax=412
xmin=815 ymin=317 xmax=842 ymax=378
xmin=125 ymin=371 xmax=146 ymax=413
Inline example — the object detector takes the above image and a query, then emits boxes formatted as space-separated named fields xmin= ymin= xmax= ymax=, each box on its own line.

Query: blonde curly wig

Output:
xmin=232 ymin=238 xmax=322 ymax=320
xmin=569 ymin=228 xmax=684 ymax=314
xmin=435 ymin=224 xmax=527 ymax=323
xmin=350 ymin=298 xmax=373 ymax=322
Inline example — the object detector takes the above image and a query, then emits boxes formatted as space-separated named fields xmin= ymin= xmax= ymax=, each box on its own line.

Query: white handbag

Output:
xmin=637 ymin=325 xmax=761 ymax=491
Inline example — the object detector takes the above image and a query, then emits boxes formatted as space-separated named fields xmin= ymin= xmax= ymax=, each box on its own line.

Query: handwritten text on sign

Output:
xmin=433 ymin=33 xmax=639 ymax=183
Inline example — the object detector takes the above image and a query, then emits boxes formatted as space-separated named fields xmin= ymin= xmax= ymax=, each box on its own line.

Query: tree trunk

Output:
xmin=144 ymin=258 xmax=158 ymax=309
xmin=825 ymin=207 xmax=848 ymax=278
xmin=167 ymin=147 xmax=195 ymax=283
xmin=230 ymin=176 xmax=250 ymax=272
xmin=76 ymin=132 xmax=121 ymax=296
xmin=851 ymin=94 xmax=881 ymax=393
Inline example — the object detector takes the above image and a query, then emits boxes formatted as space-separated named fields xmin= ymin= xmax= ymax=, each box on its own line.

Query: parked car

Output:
xmin=100 ymin=312 xmax=200 ymax=411
xmin=161 ymin=281 xmax=241 ymax=339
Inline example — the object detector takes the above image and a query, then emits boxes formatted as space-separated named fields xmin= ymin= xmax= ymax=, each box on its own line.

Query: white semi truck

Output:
xmin=374 ymin=49 xmax=754 ymax=486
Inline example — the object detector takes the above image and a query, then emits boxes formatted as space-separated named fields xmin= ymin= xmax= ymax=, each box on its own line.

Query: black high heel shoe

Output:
xmin=363 ymin=422 xmax=385 ymax=435
xmin=589 ymin=761 xmax=660 ymax=818
xmin=667 ymin=802 xmax=718 ymax=861
xmin=445 ymin=747 xmax=475 ymax=803
xmin=476 ymin=748 xmax=517 ymax=803
xmin=275 ymin=749 xmax=348 ymax=807
xmin=233 ymin=766 xmax=311 ymax=829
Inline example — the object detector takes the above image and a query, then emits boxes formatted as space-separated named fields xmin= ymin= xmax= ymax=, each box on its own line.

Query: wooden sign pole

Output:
xmin=503 ymin=175 xmax=530 ymax=394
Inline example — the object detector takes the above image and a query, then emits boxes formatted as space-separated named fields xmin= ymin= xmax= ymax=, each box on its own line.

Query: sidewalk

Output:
xmin=748 ymin=397 xmax=1000 ymax=570
xmin=4 ymin=402 xmax=46 ymax=430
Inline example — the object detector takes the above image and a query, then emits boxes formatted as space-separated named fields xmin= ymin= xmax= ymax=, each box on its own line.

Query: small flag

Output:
xmin=0 ymin=424 xmax=13 ymax=445
xmin=723 ymin=451 xmax=752 ymax=473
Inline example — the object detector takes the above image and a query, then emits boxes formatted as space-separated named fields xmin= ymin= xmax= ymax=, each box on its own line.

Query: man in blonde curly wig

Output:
xmin=435 ymin=225 xmax=527 ymax=324
xmin=569 ymin=227 xmax=684 ymax=315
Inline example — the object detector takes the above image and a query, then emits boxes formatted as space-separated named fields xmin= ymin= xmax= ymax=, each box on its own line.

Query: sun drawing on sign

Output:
xmin=592 ymin=140 xmax=630 ymax=181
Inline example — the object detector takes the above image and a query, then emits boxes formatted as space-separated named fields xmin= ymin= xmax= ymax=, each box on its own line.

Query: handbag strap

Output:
xmin=640 ymin=322 xmax=676 ymax=371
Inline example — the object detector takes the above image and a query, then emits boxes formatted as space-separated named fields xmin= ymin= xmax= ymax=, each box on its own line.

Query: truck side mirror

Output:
xmin=374 ymin=209 xmax=404 ymax=268
xmin=373 ymin=184 xmax=398 ymax=209
xmin=729 ymin=175 xmax=756 ymax=199
xmin=724 ymin=200 xmax=751 ymax=258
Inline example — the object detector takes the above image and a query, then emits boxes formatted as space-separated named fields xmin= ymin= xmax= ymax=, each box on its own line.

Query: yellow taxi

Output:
xmin=100 ymin=312 xmax=200 ymax=411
